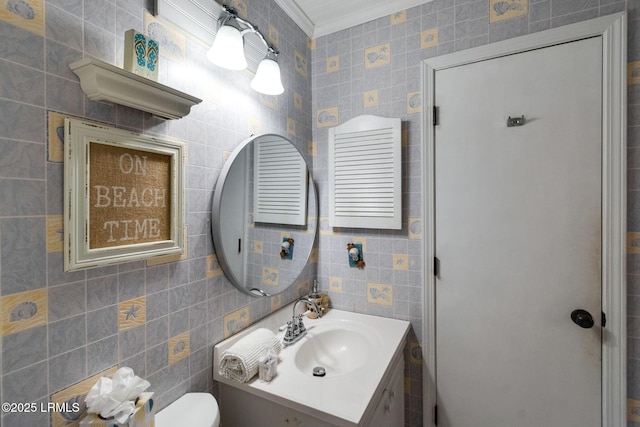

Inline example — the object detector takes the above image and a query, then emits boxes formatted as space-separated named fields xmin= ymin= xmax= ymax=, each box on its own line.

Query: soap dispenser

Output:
xmin=307 ymin=280 xmax=329 ymax=319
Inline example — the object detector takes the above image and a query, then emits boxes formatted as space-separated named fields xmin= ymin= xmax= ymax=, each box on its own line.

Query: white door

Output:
xmin=434 ymin=37 xmax=602 ymax=426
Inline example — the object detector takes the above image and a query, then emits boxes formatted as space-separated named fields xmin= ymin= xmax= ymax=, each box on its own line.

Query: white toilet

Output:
xmin=155 ymin=392 xmax=220 ymax=427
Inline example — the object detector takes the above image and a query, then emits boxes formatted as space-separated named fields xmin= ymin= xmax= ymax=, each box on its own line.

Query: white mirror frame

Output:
xmin=422 ymin=13 xmax=627 ymax=426
xmin=64 ymin=118 xmax=185 ymax=271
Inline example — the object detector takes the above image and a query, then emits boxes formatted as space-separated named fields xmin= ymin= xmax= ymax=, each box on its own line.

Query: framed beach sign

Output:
xmin=64 ymin=118 xmax=185 ymax=271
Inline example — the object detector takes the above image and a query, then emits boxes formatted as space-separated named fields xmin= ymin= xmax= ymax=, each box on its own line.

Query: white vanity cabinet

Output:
xmin=213 ymin=306 xmax=410 ymax=427
xmin=219 ymin=348 xmax=405 ymax=427
xmin=362 ymin=354 xmax=404 ymax=427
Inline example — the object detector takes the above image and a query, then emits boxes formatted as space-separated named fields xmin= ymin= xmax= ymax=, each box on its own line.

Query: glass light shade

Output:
xmin=206 ymin=24 xmax=247 ymax=70
xmin=250 ymin=58 xmax=284 ymax=95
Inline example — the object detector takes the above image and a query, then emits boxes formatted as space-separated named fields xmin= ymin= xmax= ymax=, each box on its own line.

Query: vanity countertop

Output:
xmin=213 ymin=304 xmax=410 ymax=426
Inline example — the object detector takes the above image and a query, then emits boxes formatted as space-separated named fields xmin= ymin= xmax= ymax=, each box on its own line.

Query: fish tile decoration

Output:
xmin=490 ymin=0 xmax=528 ymax=23
xmin=123 ymin=29 xmax=159 ymax=81
xmin=261 ymin=266 xmax=279 ymax=287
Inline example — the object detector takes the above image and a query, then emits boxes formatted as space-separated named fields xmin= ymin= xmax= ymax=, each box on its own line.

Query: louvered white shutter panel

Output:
xmin=329 ymin=115 xmax=401 ymax=229
xmin=253 ymin=136 xmax=308 ymax=226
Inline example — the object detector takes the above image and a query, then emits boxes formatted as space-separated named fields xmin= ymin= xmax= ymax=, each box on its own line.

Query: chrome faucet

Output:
xmin=283 ymin=297 xmax=322 ymax=346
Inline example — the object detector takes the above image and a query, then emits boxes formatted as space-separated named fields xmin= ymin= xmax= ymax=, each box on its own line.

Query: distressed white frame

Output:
xmin=421 ymin=13 xmax=627 ymax=426
xmin=64 ymin=118 xmax=185 ymax=271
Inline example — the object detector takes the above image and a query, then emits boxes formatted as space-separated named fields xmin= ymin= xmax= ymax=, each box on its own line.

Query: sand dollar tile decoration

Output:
xmin=206 ymin=254 xmax=223 ymax=279
xmin=364 ymin=90 xmax=379 ymax=107
xmin=407 ymin=90 xmax=422 ymax=114
xmin=47 ymin=215 xmax=64 ymax=253
xmin=421 ymin=28 xmax=438 ymax=49
xmin=118 ymin=296 xmax=146 ymax=331
xmin=393 ymin=254 xmax=409 ymax=271
xmin=0 ymin=0 xmax=44 ymax=36
xmin=329 ymin=277 xmax=343 ymax=293
xmin=224 ymin=306 xmax=250 ymax=338
xmin=408 ymin=217 xmax=423 ymax=240
xmin=316 ymin=107 xmax=338 ymax=128
xmin=295 ymin=50 xmax=308 ymax=77
xmin=262 ymin=266 xmax=279 ymax=286
xmin=365 ymin=43 xmax=391 ymax=69
xmin=169 ymin=331 xmax=190 ymax=365
xmin=391 ymin=10 xmax=407 ymax=25
xmin=490 ymin=0 xmax=528 ymax=23
xmin=1 ymin=288 xmax=47 ymax=335
xmin=145 ymin=12 xmax=186 ymax=63
xmin=327 ymin=55 xmax=340 ymax=73
xmin=367 ymin=283 xmax=393 ymax=306
xmin=628 ymin=62 xmax=640 ymax=85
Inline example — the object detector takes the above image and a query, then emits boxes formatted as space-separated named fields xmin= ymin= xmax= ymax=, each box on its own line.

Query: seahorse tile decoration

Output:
xmin=124 ymin=29 xmax=159 ymax=81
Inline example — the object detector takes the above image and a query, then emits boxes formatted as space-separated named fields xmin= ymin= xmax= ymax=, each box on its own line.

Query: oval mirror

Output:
xmin=211 ymin=134 xmax=318 ymax=296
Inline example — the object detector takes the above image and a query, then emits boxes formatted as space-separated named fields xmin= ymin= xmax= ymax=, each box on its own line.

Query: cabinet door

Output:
xmin=369 ymin=357 xmax=404 ymax=427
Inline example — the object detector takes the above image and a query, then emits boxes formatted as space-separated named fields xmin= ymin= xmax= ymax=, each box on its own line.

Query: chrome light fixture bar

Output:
xmin=207 ymin=5 xmax=284 ymax=95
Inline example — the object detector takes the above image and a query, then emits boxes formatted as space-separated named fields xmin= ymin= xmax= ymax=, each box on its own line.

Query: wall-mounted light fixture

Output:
xmin=207 ymin=6 xmax=284 ymax=95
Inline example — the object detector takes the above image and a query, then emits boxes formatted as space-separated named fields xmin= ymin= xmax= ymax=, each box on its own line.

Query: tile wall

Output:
xmin=1 ymin=0 xmax=640 ymax=425
xmin=310 ymin=0 xmax=640 ymax=425
xmin=0 ymin=0 xmax=313 ymax=426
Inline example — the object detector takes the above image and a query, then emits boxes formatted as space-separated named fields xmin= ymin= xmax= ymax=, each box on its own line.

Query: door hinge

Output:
xmin=434 ymin=404 xmax=438 ymax=426
xmin=602 ymin=311 xmax=606 ymax=328
xmin=434 ymin=257 xmax=440 ymax=277
xmin=433 ymin=106 xmax=439 ymax=126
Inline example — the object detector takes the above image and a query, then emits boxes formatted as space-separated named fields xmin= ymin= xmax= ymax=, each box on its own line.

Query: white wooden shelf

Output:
xmin=70 ymin=58 xmax=202 ymax=120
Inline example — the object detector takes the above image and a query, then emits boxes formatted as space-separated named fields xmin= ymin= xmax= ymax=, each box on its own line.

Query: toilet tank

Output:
xmin=155 ymin=393 xmax=220 ymax=427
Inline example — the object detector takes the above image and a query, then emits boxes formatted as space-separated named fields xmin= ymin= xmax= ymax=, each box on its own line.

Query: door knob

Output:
xmin=570 ymin=309 xmax=594 ymax=329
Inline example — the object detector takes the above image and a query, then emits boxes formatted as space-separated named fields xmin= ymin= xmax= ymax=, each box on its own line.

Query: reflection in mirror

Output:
xmin=211 ymin=134 xmax=317 ymax=297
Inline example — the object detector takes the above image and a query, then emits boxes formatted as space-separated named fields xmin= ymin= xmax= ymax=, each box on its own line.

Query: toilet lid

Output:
xmin=155 ymin=393 xmax=220 ymax=427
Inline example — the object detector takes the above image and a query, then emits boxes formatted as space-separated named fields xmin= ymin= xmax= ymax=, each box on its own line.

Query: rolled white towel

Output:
xmin=219 ymin=328 xmax=281 ymax=383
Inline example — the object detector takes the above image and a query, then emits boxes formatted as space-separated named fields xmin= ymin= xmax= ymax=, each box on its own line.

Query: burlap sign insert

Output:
xmin=89 ymin=142 xmax=172 ymax=249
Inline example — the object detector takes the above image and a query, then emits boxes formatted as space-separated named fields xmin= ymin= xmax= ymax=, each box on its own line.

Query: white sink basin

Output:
xmin=294 ymin=321 xmax=383 ymax=377
xmin=213 ymin=305 xmax=409 ymax=426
